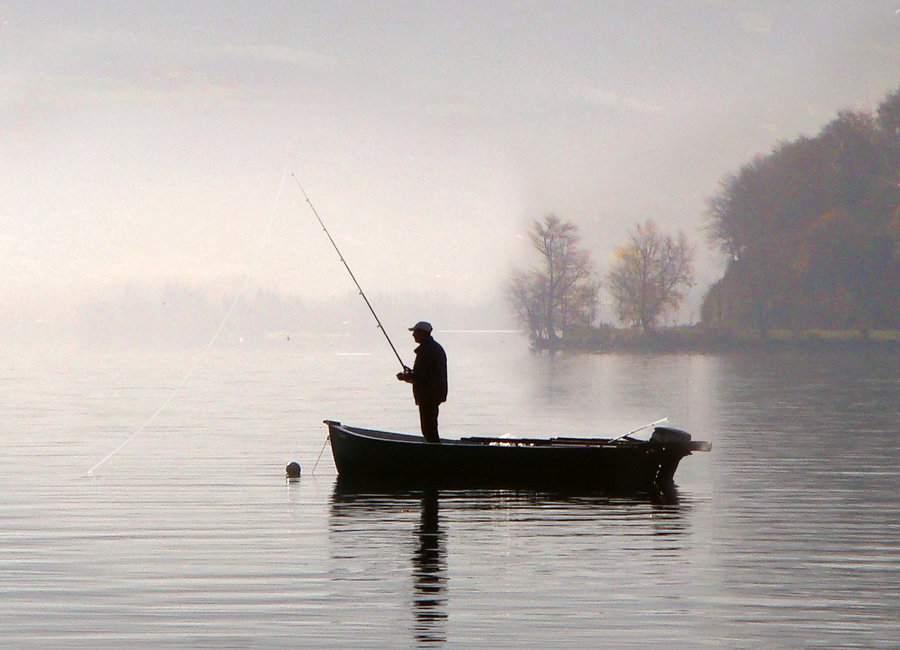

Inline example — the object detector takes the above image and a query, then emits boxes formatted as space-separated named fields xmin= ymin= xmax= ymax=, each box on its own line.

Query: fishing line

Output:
xmin=291 ymin=174 xmax=408 ymax=370
xmin=88 ymin=167 xmax=289 ymax=476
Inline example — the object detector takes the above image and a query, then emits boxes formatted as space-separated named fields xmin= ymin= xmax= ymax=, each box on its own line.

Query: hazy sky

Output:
xmin=3 ymin=1 xmax=900 ymax=321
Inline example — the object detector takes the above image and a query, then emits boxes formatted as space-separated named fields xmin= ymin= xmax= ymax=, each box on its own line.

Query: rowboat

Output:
xmin=325 ymin=420 xmax=711 ymax=493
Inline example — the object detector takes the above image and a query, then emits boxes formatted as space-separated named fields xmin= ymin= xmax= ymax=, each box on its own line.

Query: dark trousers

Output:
xmin=418 ymin=401 xmax=441 ymax=443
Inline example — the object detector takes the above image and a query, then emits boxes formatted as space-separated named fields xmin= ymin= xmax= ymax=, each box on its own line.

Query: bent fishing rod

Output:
xmin=292 ymin=174 xmax=409 ymax=371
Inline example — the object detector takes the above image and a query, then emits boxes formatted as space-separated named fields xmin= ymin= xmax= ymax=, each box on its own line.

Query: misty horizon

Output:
xmin=0 ymin=279 xmax=524 ymax=349
xmin=3 ymin=2 xmax=900 ymax=344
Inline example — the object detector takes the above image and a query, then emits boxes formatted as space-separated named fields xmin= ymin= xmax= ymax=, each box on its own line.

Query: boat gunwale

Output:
xmin=325 ymin=420 xmax=711 ymax=452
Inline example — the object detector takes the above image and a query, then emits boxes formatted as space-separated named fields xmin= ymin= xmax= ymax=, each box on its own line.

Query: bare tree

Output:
xmin=507 ymin=214 xmax=599 ymax=343
xmin=608 ymin=221 xmax=694 ymax=332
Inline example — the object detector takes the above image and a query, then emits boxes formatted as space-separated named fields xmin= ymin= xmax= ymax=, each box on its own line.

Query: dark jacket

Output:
xmin=410 ymin=337 xmax=448 ymax=405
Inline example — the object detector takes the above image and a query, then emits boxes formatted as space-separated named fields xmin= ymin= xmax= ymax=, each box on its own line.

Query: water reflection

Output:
xmin=329 ymin=481 xmax=691 ymax=648
xmin=330 ymin=483 xmax=449 ymax=646
xmin=411 ymin=489 xmax=446 ymax=645
xmin=705 ymin=349 xmax=900 ymax=649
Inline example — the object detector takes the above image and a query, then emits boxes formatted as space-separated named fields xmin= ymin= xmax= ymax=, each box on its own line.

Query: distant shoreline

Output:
xmin=533 ymin=328 xmax=900 ymax=353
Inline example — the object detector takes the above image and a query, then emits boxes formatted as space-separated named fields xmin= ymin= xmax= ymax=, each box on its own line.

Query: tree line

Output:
xmin=507 ymin=215 xmax=694 ymax=345
xmin=703 ymin=86 xmax=900 ymax=333
xmin=509 ymin=85 xmax=900 ymax=345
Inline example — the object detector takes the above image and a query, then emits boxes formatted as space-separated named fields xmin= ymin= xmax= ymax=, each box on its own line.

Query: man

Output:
xmin=397 ymin=321 xmax=447 ymax=443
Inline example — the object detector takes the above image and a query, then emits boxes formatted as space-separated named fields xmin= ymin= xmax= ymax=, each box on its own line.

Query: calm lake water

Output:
xmin=2 ymin=332 xmax=898 ymax=649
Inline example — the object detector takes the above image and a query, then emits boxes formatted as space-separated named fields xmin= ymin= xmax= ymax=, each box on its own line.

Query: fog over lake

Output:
xmin=3 ymin=5 xmax=900 ymax=648
xmin=3 ymin=2 xmax=900 ymax=340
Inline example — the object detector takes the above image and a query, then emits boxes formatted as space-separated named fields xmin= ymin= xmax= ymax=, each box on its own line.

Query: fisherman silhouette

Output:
xmin=396 ymin=322 xmax=447 ymax=443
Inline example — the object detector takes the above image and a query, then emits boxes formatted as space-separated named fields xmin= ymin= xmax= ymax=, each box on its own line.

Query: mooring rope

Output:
xmin=88 ymin=167 xmax=289 ymax=476
xmin=310 ymin=433 xmax=331 ymax=475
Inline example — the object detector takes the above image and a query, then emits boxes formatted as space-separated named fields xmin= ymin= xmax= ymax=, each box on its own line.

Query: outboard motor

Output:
xmin=651 ymin=426 xmax=692 ymax=443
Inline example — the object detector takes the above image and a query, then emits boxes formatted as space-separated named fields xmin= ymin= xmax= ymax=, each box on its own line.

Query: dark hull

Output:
xmin=326 ymin=420 xmax=710 ymax=493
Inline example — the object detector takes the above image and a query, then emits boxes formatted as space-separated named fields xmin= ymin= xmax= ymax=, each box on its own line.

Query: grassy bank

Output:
xmin=534 ymin=326 xmax=900 ymax=353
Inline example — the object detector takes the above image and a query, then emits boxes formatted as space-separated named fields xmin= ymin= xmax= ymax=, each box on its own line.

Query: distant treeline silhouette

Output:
xmin=71 ymin=282 xmax=512 ymax=349
xmin=74 ymin=283 xmax=310 ymax=348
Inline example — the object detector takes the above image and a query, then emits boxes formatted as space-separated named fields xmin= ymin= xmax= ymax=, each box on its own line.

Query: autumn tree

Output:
xmin=507 ymin=214 xmax=599 ymax=344
xmin=705 ymin=87 xmax=900 ymax=332
xmin=608 ymin=221 xmax=694 ymax=332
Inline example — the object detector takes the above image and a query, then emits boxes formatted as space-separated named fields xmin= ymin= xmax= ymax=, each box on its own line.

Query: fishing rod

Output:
xmin=608 ymin=417 xmax=668 ymax=443
xmin=292 ymin=174 xmax=408 ymax=371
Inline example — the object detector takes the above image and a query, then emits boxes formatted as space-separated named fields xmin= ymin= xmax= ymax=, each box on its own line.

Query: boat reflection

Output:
xmin=329 ymin=479 xmax=690 ymax=647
